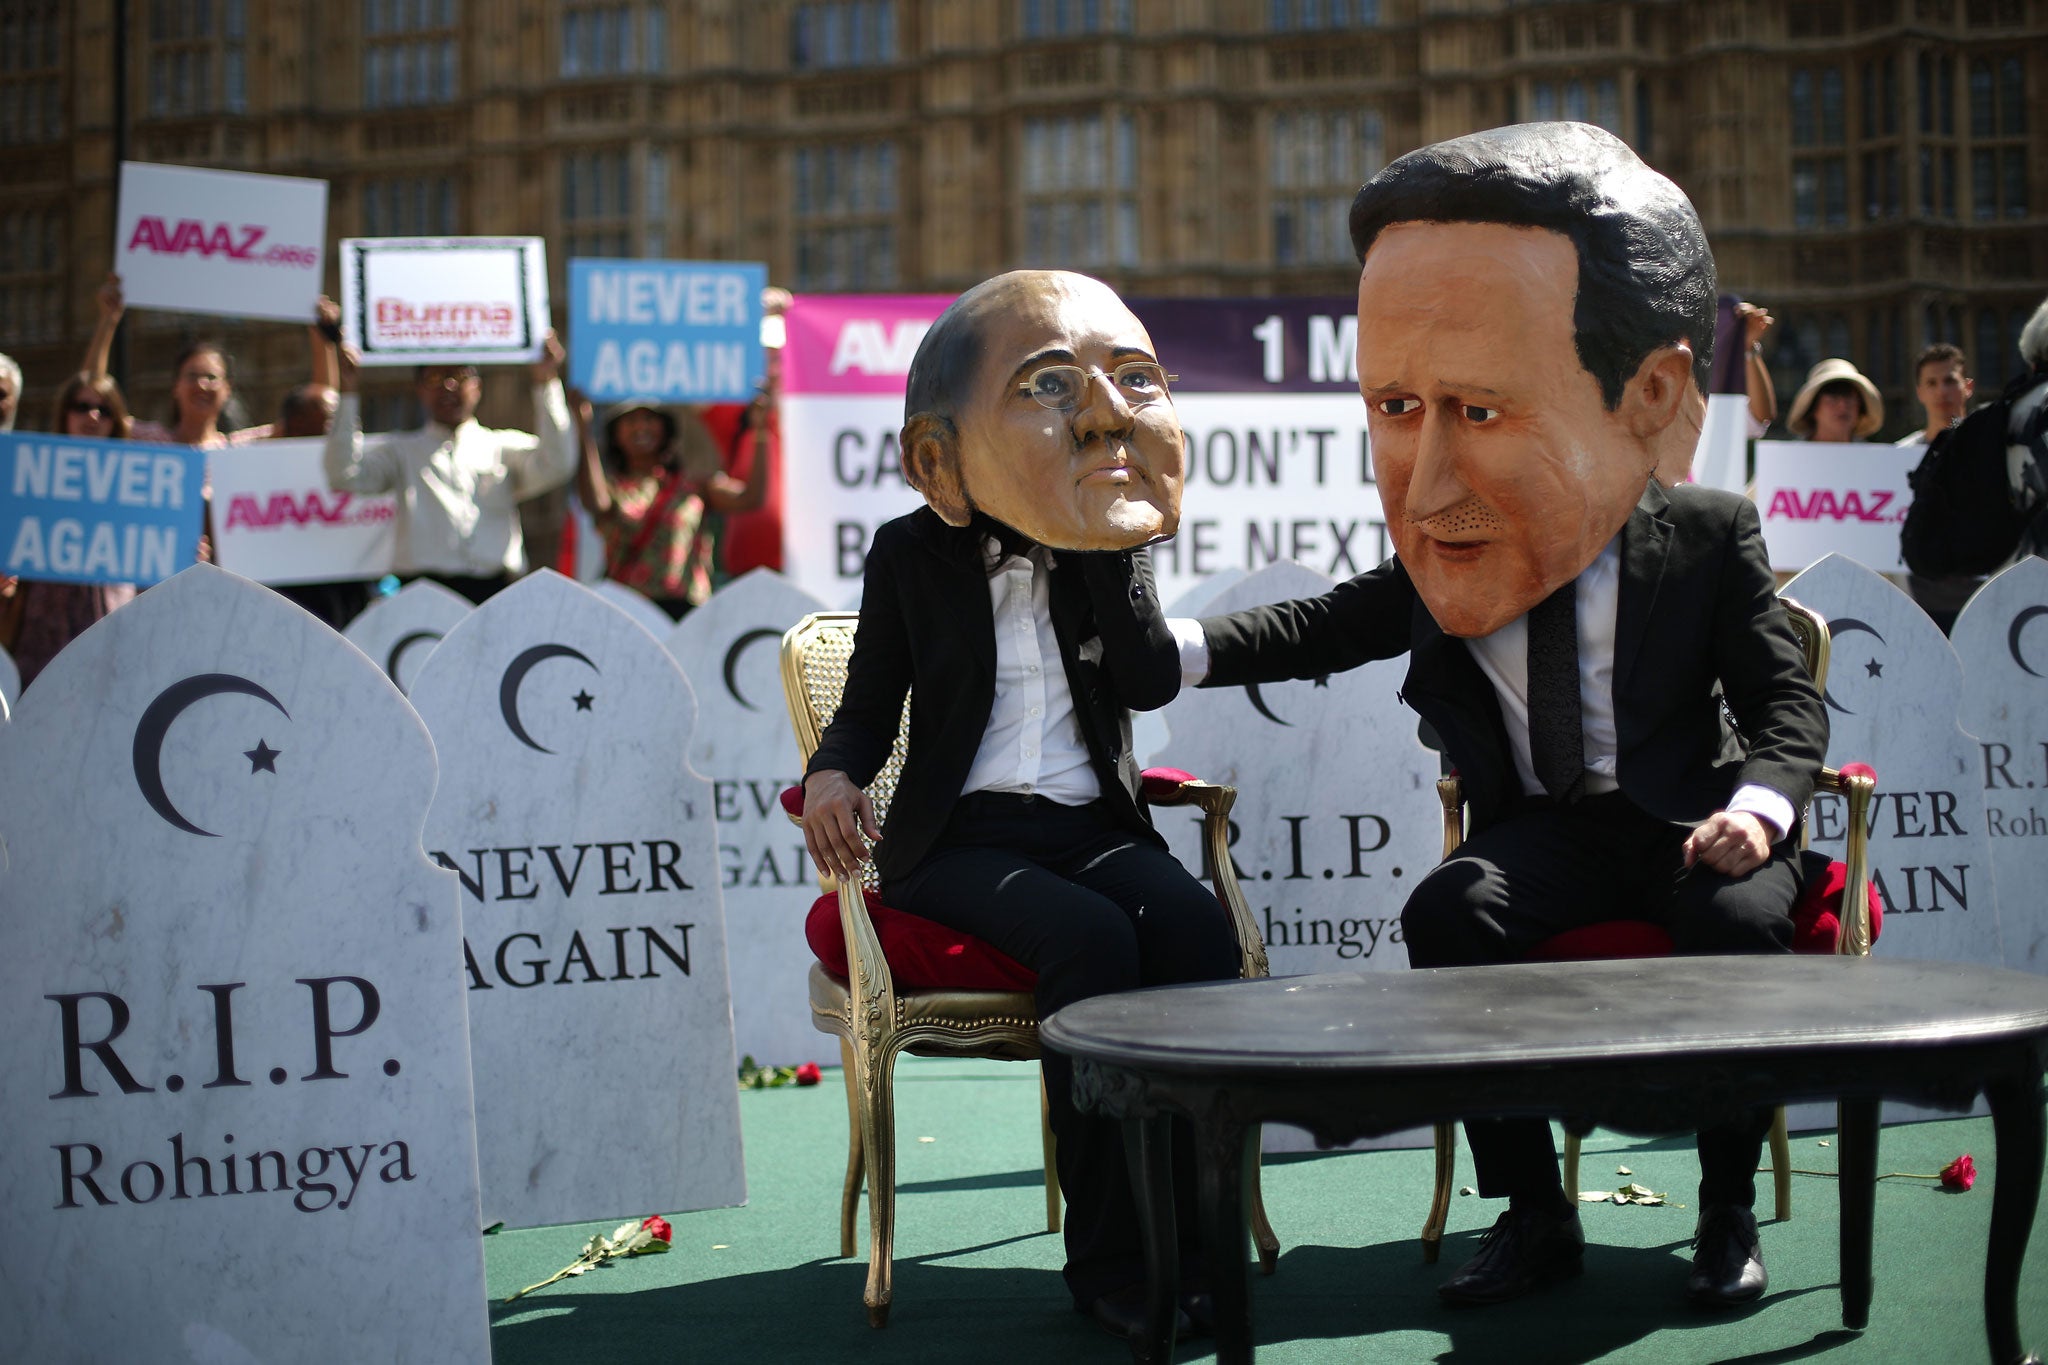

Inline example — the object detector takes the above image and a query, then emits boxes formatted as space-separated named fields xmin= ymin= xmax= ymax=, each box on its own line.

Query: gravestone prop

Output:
xmin=0 ymin=564 xmax=490 ymax=1364
xmin=664 ymin=568 xmax=829 ymax=1066
xmin=1153 ymin=561 xmax=1441 ymax=1151
xmin=408 ymin=569 xmax=745 ymax=1228
xmin=594 ymin=578 xmax=679 ymax=643
xmin=342 ymin=578 xmax=472 ymax=695
xmin=1951 ymin=556 xmax=2048 ymax=973
xmin=0 ymin=641 xmax=17 ymax=714
xmin=1785 ymin=555 xmax=2007 ymax=967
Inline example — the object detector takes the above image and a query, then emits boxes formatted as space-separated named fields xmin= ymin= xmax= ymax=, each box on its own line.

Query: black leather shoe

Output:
xmin=1074 ymin=1283 xmax=1193 ymax=1343
xmin=1438 ymin=1205 xmax=1586 ymax=1306
xmin=1687 ymin=1202 xmax=1767 ymax=1307
xmin=1178 ymin=1291 xmax=1215 ymax=1337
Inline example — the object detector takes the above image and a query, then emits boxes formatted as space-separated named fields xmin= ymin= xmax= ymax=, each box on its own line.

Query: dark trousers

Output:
xmin=1401 ymin=790 xmax=1800 ymax=1209
xmin=884 ymin=792 xmax=1241 ymax=1303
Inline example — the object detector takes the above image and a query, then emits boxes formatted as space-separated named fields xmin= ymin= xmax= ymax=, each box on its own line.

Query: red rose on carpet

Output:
xmin=1940 ymin=1154 xmax=1976 ymax=1192
xmin=642 ymin=1215 xmax=674 ymax=1243
xmin=795 ymin=1061 xmax=823 ymax=1086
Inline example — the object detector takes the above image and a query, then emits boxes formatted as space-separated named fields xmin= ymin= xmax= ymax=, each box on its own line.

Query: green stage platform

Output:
xmin=486 ymin=1057 xmax=2048 ymax=1364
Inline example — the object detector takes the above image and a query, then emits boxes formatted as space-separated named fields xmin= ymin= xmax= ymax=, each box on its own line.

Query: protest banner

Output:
xmin=209 ymin=439 xmax=396 ymax=585
xmin=570 ymin=258 xmax=766 ymax=404
xmin=1753 ymin=440 xmax=1919 ymax=574
xmin=339 ymin=237 xmax=550 ymax=367
xmin=779 ymin=294 xmax=1385 ymax=607
xmin=1 ymin=432 xmax=206 ymax=586
xmin=114 ymin=162 xmax=328 ymax=323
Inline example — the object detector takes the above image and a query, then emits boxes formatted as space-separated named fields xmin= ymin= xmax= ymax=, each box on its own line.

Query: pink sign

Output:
xmin=782 ymin=294 xmax=954 ymax=395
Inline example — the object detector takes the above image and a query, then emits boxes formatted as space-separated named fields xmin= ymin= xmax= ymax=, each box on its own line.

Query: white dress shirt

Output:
xmin=963 ymin=541 xmax=1101 ymax=806
xmin=323 ymin=384 xmax=576 ymax=577
xmin=1170 ymin=537 xmax=1795 ymax=840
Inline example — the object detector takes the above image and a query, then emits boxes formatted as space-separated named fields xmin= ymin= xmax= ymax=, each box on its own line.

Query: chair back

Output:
xmin=780 ymin=611 xmax=911 ymax=891
xmin=1778 ymin=596 xmax=1830 ymax=694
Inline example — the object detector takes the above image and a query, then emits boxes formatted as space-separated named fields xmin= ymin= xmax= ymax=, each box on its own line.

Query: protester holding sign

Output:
xmin=83 ymin=274 xmax=339 ymax=448
xmin=325 ymin=329 xmax=573 ymax=603
xmin=0 ymin=374 xmax=143 ymax=687
xmin=1785 ymin=357 xmax=1884 ymax=444
xmin=569 ymin=388 xmax=772 ymax=620
xmin=0 ymin=352 xmax=19 ymax=432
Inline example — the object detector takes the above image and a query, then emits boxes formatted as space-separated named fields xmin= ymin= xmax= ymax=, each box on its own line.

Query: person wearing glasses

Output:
xmin=324 ymin=296 xmax=574 ymax=605
xmin=800 ymin=270 xmax=1237 ymax=1345
xmin=0 ymin=373 xmax=143 ymax=688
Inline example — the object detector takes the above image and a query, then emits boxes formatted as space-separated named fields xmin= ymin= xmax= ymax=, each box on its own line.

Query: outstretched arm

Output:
xmin=83 ymin=274 xmax=123 ymax=380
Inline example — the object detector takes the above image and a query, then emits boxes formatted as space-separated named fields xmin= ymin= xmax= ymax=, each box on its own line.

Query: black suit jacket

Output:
xmin=807 ymin=507 xmax=1179 ymax=885
xmin=1200 ymin=481 xmax=1828 ymax=836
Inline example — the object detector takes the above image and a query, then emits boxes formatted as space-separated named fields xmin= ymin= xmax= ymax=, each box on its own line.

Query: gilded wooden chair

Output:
xmin=780 ymin=610 xmax=1281 ymax=1326
xmin=1418 ymin=595 xmax=1879 ymax=1262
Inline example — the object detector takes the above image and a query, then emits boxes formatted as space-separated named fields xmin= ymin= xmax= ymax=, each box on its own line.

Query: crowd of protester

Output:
xmin=0 ymin=273 xmax=787 ymax=690
xmin=3 ymin=263 xmax=2045 ymax=688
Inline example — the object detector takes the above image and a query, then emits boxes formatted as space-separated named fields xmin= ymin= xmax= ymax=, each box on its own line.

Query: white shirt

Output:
xmin=1169 ymin=538 xmax=1795 ymax=840
xmin=963 ymin=542 xmax=1101 ymax=806
xmin=323 ymin=385 xmax=576 ymax=577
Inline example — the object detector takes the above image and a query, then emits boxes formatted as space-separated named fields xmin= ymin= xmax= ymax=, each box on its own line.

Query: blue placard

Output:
xmin=570 ymin=258 xmax=767 ymax=404
xmin=0 ymin=433 xmax=207 ymax=586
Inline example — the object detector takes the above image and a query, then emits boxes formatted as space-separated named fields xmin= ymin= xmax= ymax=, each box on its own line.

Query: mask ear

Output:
xmin=901 ymin=413 xmax=974 ymax=527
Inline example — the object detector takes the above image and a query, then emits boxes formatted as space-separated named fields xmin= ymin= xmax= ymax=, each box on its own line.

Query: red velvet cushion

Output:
xmin=780 ymin=784 xmax=805 ymax=819
xmin=805 ymin=888 xmax=1037 ymax=991
xmin=1529 ymin=922 xmax=1676 ymax=961
xmin=1790 ymin=854 xmax=1886 ymax=953
xmin=1140 ymin=767 xmax=1197 ymax=801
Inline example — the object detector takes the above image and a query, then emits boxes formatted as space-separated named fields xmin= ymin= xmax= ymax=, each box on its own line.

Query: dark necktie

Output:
xmin=1526 ymin=581 xmax=1586 ymax=804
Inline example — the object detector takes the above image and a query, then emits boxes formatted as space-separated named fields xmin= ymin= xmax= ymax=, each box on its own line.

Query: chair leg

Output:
xmin=1769 ymin=1106 xmax=1793 ymax=1221
xmin=1563 ymin=1128 xmax=1582 ymax=1202
xmin=1423 ymin=1121 xmax=1456 ymax=1263
xmin=1246 ymin=1124 xmax=1281 ymax=1275
xmin=1039 ymin=1067 xmax=1062 ymax=1235
xmin=836 ymin=1036 xmax=863 ymax=1260
xmin=853 ymin=1037 xmax=898 ymax=1328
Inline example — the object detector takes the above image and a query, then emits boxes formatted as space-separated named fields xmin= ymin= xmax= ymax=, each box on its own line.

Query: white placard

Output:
xmin=1153 ymin=562 xmax=1442 ymax=1153
xmin=408 ymin=571 xmax=746 ymax=1228
xmin=209 ymin=439 xmax=397 ymax=585
xmin=1951 ymin=557 xmax=2048 ymax=974
xmin=340 ymin=579 xmax=472 ymax=695
xmin=340 ymin=237 xmax=550 ymax=367
xmin=1753 ymin=441 xmax=1919 ymax=573
xmin=0 ymin=564 xmax=489 ymax=1363
xmin=664 ymin=569 xmax=830 ymax=1068
xmin=1690 ymin=393 xmax=1752 ymax=494
xmin=114 ymin=162 xmax=328 ymax=323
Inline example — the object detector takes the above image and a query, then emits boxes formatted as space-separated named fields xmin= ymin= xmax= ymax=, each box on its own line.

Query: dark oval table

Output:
xmin=1042 ymin=955 xmax=2048 ymax=1365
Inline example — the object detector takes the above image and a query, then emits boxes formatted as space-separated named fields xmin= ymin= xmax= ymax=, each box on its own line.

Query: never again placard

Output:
xmin=1 ymin=433 xmax=205 ymax=585
xmin=571 ymin=258 xmax=765 ymax=403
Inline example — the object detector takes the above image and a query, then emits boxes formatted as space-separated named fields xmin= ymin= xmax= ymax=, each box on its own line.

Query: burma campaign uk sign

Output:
xmin=570 ymin=258 xmax=766 ymax=403
xmin=340 ymin=236 xmax=550 ymax=367
xmin=114 ymin=162 xmax=328 ymax=323
xmin=2 ymin=433 xmax=205 ymax=586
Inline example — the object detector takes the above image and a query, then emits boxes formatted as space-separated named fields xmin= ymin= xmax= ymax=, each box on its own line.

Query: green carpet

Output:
xmin=486 ymin=1058 xmax=2047 ymax=1363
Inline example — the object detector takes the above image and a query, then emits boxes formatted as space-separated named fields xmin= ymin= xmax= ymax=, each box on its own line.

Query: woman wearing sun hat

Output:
xmin=1786 ymin=357 xmax=1885 ymax=442
xmin=568 ymin=391 xmax=772 ymax=620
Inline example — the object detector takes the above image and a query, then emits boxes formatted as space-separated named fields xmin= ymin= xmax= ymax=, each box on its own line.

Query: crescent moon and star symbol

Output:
xmin=132 ymin=673 xmax=292 ymax=837
xmin=499 ymin=643 xmax=601 ymax=754
xmin=384 ymin=629 xmax=445 ymax=686
xmin=2008 ymin=604 xmax=2048 ymax=678
xmin=1243 ymin=674 xmax=1333 ymax=726
xmin=1820 ymin=617 xmax=1885 ymax=716
xmin=722 ymin=628 xmax=783 ymax=712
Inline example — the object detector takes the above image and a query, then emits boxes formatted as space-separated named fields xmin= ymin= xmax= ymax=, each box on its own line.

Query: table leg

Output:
xmin=1197 ymin=1120 xmax=1255 ymax=1364
xmin=1836 ymin=1097 xmax=1880 ymax=1330
xmin=1985 ymin=1063 xmax=2046 ymax=1365
xmin=1122 ymin=1115 xmax=1179 ymax=1365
